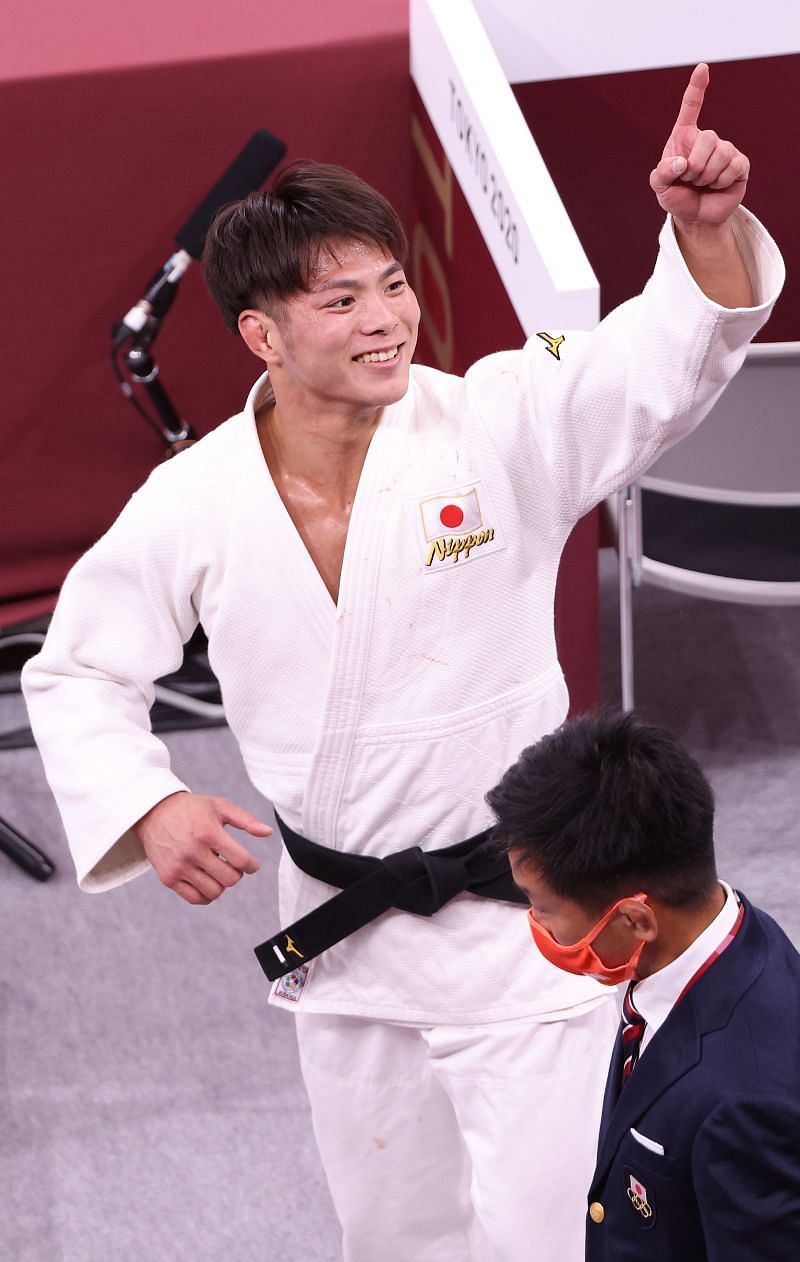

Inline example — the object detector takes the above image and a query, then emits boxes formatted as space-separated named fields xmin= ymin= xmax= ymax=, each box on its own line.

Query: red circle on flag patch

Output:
xmin=439 ymin=504 xmax=464 ymax=529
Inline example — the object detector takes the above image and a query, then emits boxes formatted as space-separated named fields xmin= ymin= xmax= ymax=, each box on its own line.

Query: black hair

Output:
xmin=202 ymin=161 xmax=408 ymax=333
xmin=486 ymin=711 xmax=718 ymax=913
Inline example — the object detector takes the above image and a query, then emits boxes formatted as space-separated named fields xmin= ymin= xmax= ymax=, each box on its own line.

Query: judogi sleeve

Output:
xmin=21 ymin=461 xmax=210 ymax=891
xmin=466 ymin=208 xmax=785 ymax=524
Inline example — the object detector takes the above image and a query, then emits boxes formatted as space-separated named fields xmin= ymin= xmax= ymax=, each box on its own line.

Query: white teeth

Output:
xmin=355 ymin=347 xmax=398 ymax=363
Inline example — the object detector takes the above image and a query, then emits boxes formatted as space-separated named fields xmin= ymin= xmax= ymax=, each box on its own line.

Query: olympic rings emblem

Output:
xmin=627 ymin=1187 xmax=653 ymax=1218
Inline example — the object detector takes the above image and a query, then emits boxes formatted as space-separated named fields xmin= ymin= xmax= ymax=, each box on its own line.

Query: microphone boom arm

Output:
xmin=121 ymin=334 xmax=196 ymax=451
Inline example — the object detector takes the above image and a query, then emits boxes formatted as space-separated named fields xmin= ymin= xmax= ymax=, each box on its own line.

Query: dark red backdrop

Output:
xmin=512 ymin=55 xmax=799 ymax=332
xmin=1 ymin=19 xmax=411 ymax=624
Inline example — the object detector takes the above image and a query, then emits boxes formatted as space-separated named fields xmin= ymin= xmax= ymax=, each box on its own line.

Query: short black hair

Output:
xmin=202 ymin=161 xmax=408 ymax=333
xmin=486 ymin=711 xmax=718 ymax=913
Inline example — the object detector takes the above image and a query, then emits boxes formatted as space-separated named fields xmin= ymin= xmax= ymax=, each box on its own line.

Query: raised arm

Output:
xmin=650 ymin=63 xmax=753 ymax=308
xmin=465 ymin=59 xmax=785 ymax=525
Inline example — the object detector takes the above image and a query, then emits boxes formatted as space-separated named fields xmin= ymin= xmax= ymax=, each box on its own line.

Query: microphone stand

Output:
xmin=0 ymin=816 xmax=55 ymax=881
xmin=124 ymin=337 xmax=196 ymax=453
xmin=116 ymin=314 xmax=197 ymax=455
xmin=0 ymin=626 xmax=55 ymax=880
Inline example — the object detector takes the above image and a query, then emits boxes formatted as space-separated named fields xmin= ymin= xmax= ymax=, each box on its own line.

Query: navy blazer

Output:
xmin=586 ymin=894 xmax=800 ymax=1261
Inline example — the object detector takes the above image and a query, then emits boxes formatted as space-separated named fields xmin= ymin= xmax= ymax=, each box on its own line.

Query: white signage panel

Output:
xmin=410 ymin=0 xmax=599 ymax=336
xmin=471 ymin=0 xmax=800 ymax=84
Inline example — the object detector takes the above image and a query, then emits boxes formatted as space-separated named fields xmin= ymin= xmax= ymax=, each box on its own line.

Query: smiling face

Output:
xmin=251 ymin=238 xmax=420 ymax=418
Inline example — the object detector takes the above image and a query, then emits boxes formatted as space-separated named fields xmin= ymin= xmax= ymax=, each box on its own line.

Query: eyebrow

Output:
xmin=312 ymin=261 xmax=403 ymax=293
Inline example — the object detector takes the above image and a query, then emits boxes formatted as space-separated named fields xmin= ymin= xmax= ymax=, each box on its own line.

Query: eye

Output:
xmin=328 ymin=295 xmax=355 ymax=309
xmin=387 ymin=279 xmax=406 ymax=293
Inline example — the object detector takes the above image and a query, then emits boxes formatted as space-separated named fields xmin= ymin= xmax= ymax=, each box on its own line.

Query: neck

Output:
xmin=636 ymin=882 xmax=726 ymax=978
xmin=258 ymin=382 xmax=383 ymax=502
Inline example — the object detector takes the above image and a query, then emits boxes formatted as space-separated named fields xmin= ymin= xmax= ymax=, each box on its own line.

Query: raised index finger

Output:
xmin=673 ymin=62 xmax=710 ymax=130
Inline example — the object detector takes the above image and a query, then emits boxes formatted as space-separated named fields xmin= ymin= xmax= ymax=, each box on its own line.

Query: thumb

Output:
xmin=213 ymin=796 xmax=274 ymax=837
xmin=650 ymin=154 xmax=688 ymax=196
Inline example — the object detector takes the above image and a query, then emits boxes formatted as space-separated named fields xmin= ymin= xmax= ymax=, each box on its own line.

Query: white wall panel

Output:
xmin=471 ymin=0 xmax=800 ymax=83
xmin=410 ymin=0 xmax=598 ymax=335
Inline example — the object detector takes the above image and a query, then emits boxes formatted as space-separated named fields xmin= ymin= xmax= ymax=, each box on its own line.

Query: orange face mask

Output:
xmin=527 ymin=894 xmax=647 ymax=986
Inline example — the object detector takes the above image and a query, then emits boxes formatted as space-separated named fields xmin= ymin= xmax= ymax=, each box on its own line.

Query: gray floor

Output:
xmin=1 ymin=550 xmax=798 ymax=1261
xmin=1 ymin=722 xmax=340 ymax=1262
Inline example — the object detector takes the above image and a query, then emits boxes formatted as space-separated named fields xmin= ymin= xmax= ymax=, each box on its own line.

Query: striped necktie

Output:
xmin=621 ymin=981 xmax=646 ymax=1084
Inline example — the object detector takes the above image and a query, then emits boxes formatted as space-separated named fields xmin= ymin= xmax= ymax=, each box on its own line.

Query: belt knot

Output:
xmin=383 ymin=845 xmax=470 ymax=916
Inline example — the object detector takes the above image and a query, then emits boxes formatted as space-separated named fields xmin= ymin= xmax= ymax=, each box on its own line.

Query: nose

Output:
xmin=360 ymin=290 xmax=399 ymax=335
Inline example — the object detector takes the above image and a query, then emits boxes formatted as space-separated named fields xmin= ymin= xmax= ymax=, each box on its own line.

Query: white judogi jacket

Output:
xmin=22 ymin=211 xmax=783 ymax=1023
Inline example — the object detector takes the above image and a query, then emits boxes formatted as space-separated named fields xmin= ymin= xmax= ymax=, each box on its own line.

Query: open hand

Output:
xmin=650 ymin=64 xmax=749 ymax=229
xmin=135 ymin=791 xmax=272 ymax=905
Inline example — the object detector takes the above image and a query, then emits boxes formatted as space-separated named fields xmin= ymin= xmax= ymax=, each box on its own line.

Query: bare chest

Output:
xmin=256 ymin=406 xmax=377 ymax=606
xmin=276 ymin=487 xmax=352 ymax=604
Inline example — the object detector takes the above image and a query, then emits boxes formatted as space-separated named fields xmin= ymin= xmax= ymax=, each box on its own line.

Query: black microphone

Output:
xmin=175 ymin=129 xmax=287 ymax=258
xmin=113 ymin=129 xmax=287 ymax=347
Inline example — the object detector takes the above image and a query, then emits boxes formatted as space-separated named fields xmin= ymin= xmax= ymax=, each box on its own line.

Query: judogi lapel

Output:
xmin=301 ymin=385 xmax=416 ymax=846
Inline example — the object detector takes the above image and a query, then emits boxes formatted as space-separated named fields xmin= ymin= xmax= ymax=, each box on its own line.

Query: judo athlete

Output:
xmin=23 ymin=65 xmax=785 ymax=1261
xmin=488 ymin=712 xmax=800 ymax=1260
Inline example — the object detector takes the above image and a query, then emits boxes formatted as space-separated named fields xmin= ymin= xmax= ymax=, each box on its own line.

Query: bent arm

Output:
xmin=21 ymin=472 xmax=203 ymax=890
xmin=471 ymin=205 xmax=784 ymax=525
xmin=563 ymin=205 xmax=781 ymax=518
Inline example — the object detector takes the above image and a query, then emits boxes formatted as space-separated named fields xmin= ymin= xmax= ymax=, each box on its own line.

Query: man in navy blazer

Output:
xmin=487 ymin=712 xmax=800 ymax=1260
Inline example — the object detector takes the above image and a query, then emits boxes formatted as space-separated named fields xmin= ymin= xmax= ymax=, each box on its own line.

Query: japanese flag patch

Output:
xmin=409 ymin=480 xmax=506 ymax=573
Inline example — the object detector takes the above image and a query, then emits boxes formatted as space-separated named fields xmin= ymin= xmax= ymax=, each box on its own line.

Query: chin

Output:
xmin=382 ymin=382 xmax=411 ymax=406
xmin=375 ymin=368 xmax=412 ymax=406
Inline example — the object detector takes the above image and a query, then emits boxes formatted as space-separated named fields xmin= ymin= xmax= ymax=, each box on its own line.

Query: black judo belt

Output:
xmin=254 ymin=813 xmax=527 ymax=982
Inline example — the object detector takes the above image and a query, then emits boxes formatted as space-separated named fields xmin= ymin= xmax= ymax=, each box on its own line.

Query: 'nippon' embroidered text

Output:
xmin=425 ymin=528 xmax=495 ymax=566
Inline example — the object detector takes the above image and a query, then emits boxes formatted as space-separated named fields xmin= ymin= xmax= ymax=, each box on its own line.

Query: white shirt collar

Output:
xmin=633 ymin=881 xmax=739 ymax=1053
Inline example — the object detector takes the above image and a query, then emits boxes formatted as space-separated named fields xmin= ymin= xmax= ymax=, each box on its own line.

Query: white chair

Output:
xmin=610 ymin=341 xmax=800 ymax=710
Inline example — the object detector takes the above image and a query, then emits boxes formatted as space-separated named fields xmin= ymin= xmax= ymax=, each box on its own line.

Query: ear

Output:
xmin=618 ymin=898 xmax=659 ymax=943
xmin=237 ymin=310 xmax=280 ymax=364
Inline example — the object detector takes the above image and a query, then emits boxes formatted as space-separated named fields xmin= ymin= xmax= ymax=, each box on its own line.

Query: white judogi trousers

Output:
xmin=296 ymin=999 xmax=618 ymax=1261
